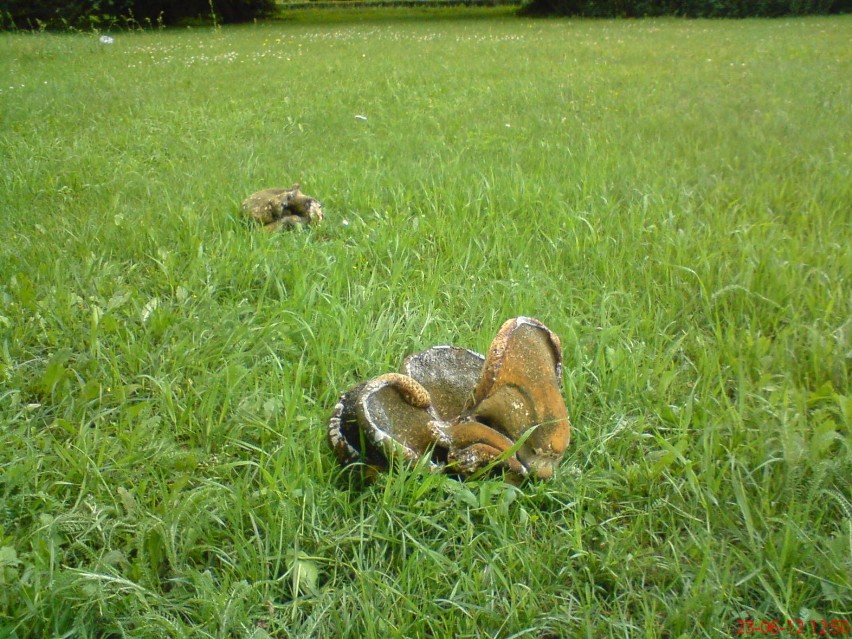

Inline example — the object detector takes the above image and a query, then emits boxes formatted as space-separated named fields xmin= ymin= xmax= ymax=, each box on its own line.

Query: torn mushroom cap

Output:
xmin=469 ymin=317 xmax=571 ymax=480
xmin=328 ymin=373 xmax=446 ymax=472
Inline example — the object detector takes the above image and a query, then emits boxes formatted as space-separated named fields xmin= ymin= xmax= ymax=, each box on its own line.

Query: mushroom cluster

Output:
xmin=328 ymin=317 xmax=571 ymax=482
xmin=241 ymin=184 xmax=324 ymax=231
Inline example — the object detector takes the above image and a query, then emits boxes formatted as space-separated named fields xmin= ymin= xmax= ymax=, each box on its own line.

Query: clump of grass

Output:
xmin=0 ymin=11 xmax=849 ymax=638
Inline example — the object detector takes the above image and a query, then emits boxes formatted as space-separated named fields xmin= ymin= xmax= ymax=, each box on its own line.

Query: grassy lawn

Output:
xmin=0 ymin=9 xmax=849 ymax=637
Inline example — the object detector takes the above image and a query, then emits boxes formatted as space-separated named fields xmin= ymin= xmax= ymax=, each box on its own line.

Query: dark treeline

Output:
xmin=0 ymin=0 xmax=276 ymax=29
xmin=522 ymin=0 xmax=850 ymax=16
xmin=2 ymin=0 xmax=849 ymax=28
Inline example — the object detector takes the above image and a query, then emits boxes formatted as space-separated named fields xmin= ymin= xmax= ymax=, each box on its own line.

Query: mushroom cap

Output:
xmin=328 ymin=373 xmax=445 ymax=472
xmin=401 ymin=345 xmax=484 ymax=422
xmin=468 ymin=317 xmax=570 ymax=480
xmin=327 ymin=346 xmax=484 ymax=473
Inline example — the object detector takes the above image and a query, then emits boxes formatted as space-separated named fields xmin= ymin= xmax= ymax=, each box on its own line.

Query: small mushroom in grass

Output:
xmin=241 ymin=183 xmax=324 ymax=231
xmin=327 ymin=317 xmax=571 ymax=482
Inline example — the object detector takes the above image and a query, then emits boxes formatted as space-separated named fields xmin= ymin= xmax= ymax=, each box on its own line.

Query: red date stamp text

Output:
xmin=734 ymin=619 xmax=851 ymax=636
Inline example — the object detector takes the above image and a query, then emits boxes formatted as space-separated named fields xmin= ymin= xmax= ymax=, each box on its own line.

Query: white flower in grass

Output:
xmin=99 ymin=35 xmax=115 ymax=45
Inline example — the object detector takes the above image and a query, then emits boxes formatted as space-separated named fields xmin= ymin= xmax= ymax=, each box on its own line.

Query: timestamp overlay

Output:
xmin=733 ymin=619 xmax=851 ymax=636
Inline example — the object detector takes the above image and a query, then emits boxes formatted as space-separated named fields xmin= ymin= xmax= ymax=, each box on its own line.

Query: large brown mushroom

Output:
xmin=327 ymin=318 xmax=571 ymax=482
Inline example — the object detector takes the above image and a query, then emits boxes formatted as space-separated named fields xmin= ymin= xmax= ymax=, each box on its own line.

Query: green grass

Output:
xmin=1 ymin=9 xmax=850 ymax=638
